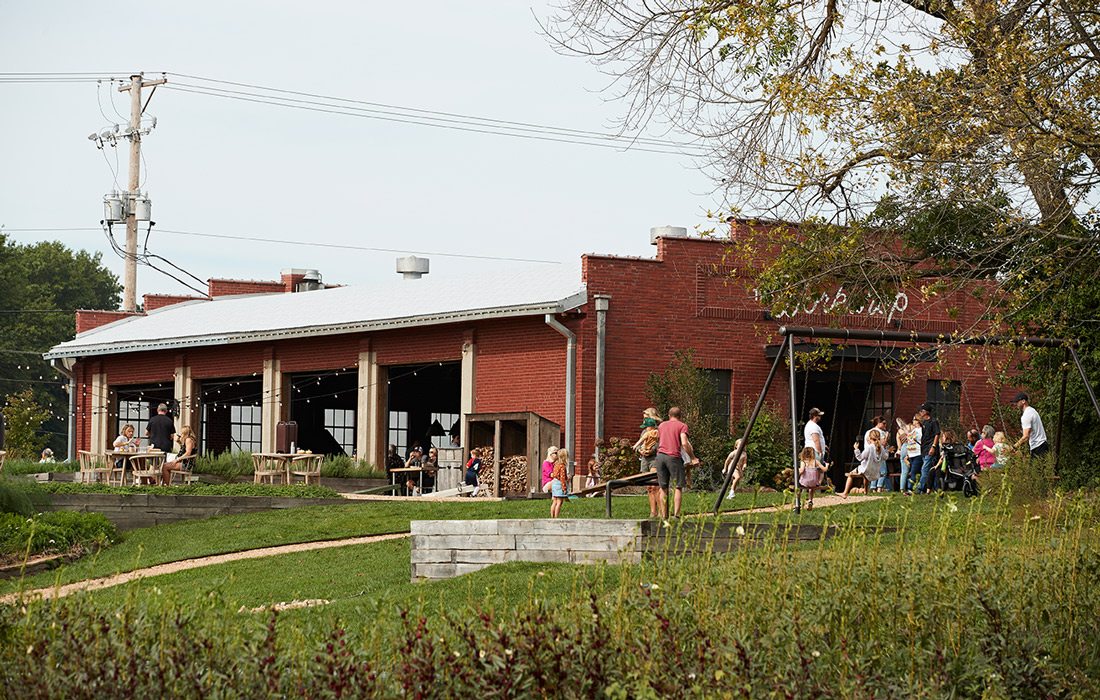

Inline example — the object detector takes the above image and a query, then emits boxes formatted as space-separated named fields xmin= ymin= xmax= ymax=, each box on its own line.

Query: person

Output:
xmin=973 ymin=425 xmax=997 ymax=472
xmin=540 ymin=445 xmax=559 ymax=494
xmin=722 ymin=439 xmax=747 ymax=499
xmin=584 ymin=458 xmax=599 ymax=491
xmin=145 ymin=403 xmax=175 ymax=453
xmin=916 ymin=404 xmax=941 ymax=494
xmin=864 ymin=416 xmax=891 ymax=492
xmin=966 ymin=429 xmax=980 ymax=452
xmin=113 ymin=423 xmax=141 ymax=471
xmin=385 ymin=444 xmax=404 ymax=489
xmin=421 ymin=447 xmax=439 ymax=494
xmin=935 ymin=430 xmax=967 ymax=490
xmin=655 ymin=406 xmax=699 ymax=521
xmin=797 ymin=446 xmax=826 ymax=509
xmin=899 ymin=415 xmax=922 ymax=495
xmin=632 ymin=408 xmax=661 ymax=517
xmin=842 ymin=429 xmax=887 ymax=498
xmin=38 ymin=448 xmax=55 ymax=464
xmin=803 ymin=407 xmax=827 ymax=462
xmin=161 ymin=425 xmax=196 ymax=485
xmin=991 ymin=431 xmax=1011 ymax=469
xmin=1013 ymin=392 xmax=1049 ymax=457
xmin=404 ymin=446 xmax=424 ymax=496
xmin=465 ymin=448 xmax=482 ymax=497
xmin=549 ymin=451 xmax=569 ymax=518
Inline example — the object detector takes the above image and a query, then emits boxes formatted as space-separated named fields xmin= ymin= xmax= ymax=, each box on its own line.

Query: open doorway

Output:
xmin=199 ymin=377 xmax=264 ymax=454
xmin=386 ymin=362 xmax=461 ymax=457
xmin=797 ymin=370 xmax=870 ymax=486
xmin=288 ymin=370 xmax=358 ymax=456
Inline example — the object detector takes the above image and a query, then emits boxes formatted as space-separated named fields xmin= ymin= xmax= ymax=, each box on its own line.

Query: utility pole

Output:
xmin=117 ymin=73 xmax=166 ymax=312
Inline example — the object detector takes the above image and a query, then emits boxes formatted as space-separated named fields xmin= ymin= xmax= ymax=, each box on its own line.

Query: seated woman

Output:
xmin=421 ymin=447 xmax=439 ymax=493
xmin=113 ymin=424 xmax=140 ymax=468
xmin=160 ymin=425 xmax=197 ymax=485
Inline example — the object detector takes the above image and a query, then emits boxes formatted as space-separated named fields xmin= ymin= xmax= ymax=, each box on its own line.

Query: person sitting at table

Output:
xmin=161 ymin=425 xmax=197 ymax=485
xmin=385 ymin=444 xmax=404 ymax=480
xmin=421 ymin=447 xmax=439 ymax=494
xmin=112 ymin=424 xmax=140 ymax=468
xmin=404 ymin=445 xmax=424 ymax=496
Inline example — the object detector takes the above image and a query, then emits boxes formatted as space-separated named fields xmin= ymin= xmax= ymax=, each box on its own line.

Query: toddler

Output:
xmin=797 ymin=446 xmax=826 ymax=509
xmin=465 ymin=448 xmax=482 ymax=497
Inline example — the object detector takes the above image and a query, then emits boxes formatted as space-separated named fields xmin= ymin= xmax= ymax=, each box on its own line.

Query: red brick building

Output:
xmin=46 ymin=227 xmax=1016 ymax=490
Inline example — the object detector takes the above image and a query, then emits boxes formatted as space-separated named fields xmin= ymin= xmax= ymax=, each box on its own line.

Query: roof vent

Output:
xmin=396 ymin=256 xmax=429 ymax=279
xmin=650 ymin=225 xmax=688 ymax=245
xmin=297 ymin=269 xmax=323 ymax=292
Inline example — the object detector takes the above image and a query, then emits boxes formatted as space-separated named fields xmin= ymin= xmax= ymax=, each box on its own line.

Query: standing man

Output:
xmin=804 ymin=407 xmax=827 ymax=463
xmin=916 ymin=404 xmax=941 ymax=493
xmin=1013 ymin=392 xmax=1049 ymax=457
xmin=655 ymin=406 xmax=699 ymax=521
xmin=145 ymin=403 xmax=175 ymax=453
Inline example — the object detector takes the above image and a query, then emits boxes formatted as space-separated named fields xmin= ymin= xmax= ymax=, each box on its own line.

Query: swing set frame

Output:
xmin=713 ymin=326 xmax=1100 ymax=514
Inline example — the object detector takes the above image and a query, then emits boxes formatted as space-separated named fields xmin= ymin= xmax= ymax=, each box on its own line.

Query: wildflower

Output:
xmin=735 ymin=525 xmax=746 ymax=536
xmin=505 ymin=649 xmax=514 ymax=657
xmin=479 ymin=650 xmax=486 ymax=660
xmin=811 ymin=650 xmax=821 ymax=658
xmin=946 ymin=502 xmax=958 ymax=513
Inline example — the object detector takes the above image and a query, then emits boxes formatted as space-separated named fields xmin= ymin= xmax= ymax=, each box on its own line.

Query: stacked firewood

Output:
xmin=498 ymin=455 xmax=529 ymax=494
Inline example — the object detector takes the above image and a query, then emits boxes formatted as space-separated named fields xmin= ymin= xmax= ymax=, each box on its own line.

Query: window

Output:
xmin=388 ymin=410 xmax=409 ymax=456
xmin=926 ymin=380 xmax=961 ymax=424
xmin=862 ymin=382 xmax=895 ymax=435
xmin=230 ymin=405 xmax=262 ymax=453
xmin=117 ymin=400 xmax=150 ymax=444
xmin=324 ymin=408 xmax=356 ymax=455
xmin=431 ymin=411 xmax=461 ymax=447
xmin=702 ymin=369 xmax=732 ymax=427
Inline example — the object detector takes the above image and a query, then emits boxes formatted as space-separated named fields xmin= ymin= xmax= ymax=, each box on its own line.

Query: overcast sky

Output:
xmin=0 ymin=1 xmax=718 ymax=300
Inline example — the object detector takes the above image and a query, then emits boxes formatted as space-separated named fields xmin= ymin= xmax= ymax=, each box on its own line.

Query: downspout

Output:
xmin=50 ymin=358 xmax=76 ymax=462
xmin=593 ymin=295 xmax=610 ymax=461
xmin=545 ymin=314 xmax=576 ymax=478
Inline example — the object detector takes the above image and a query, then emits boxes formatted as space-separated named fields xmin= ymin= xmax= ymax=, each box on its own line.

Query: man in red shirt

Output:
xmin=655 ymin=406 xmax=700 ymax=520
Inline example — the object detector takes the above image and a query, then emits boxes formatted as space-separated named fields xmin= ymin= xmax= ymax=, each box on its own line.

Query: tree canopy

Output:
xmin=0 ymin=235 xmax=120 ymax=454
xmin=551 ymin=0 xmax=1099 ymax=333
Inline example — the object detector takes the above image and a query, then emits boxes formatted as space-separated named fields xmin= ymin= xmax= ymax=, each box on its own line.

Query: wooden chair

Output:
xmin=128 ymin=452 xmax=165 ymax=486
xmin=289 ymin=454 xmax=323 ymax=485
xmin=167 ymin=454 xmax=199 ymax=485
xmin=77 ymin=450 xmax=112 ymax=484
xmin=0 ymin=450 xmax=5 ymax=474
xmin=252 ymin=454 xmax=287 ymax=485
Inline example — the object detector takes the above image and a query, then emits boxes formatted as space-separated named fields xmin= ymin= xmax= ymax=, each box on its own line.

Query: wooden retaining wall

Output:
xmin=411 ymin=519 xmax=840 ymax=581
xmin=44 ymin=494 xmax=348 ymax=531
xmin=411 ymin=519 xmax=644 ymax=580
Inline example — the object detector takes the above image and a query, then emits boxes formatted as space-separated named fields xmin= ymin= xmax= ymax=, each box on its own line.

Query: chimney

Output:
xmin=281 ymin=268 xmax=323 ymax=292
xmin=396 ymin=256 xmax=429 ymax=279
xmin=649 ymin=225 xmax=688 ymax=245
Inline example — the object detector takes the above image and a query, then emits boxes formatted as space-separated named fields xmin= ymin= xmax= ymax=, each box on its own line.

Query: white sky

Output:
xmin=0 ymin=1 xmax=717 ymax=300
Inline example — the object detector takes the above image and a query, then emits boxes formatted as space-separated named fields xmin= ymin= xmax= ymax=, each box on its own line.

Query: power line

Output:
xmin=167 ymin=73 xmax=701 ymax=151
xmin=2 ymin=227 xmax=564 ymax=265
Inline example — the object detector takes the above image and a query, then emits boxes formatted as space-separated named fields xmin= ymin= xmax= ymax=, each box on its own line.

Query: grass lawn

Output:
xmin=2 ymin=489 xmax=776 ymax=594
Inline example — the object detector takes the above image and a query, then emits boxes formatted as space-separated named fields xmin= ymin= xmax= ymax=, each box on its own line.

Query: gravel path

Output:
xmin=2 ymin=532 xmax=409 ymax=604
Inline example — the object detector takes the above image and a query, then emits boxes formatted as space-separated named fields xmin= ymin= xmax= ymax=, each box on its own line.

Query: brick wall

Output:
xmin=75 ymin=310 xmax=144 ymax=334
xmin=143 ymin=294 xmax=210 ymax=311
xmin=207 ymin=278 xmax=285 ymax=297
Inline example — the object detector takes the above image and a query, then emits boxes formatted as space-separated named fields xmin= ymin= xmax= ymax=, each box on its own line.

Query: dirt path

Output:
xmin=697 ymin=492 xmax=885 ymax=517
xmin=2 ymin=532 xmax=409 ymax=604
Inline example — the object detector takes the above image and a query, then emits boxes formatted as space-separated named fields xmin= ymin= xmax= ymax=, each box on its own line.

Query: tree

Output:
xmin=0 ymin=235 xmax=121 ymax=454
xmin=551 ymin=0 xmax=1099 ymax=324
xmin=2 ymin=389 xmax=52 ymax=459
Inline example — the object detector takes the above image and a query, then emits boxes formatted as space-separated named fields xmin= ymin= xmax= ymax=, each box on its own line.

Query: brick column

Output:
xmin=173 ymin=361 xmax=199 ymax=434
xmin=261 ymin=357 xmax=285 ymax=453
xmin=357 ymin=349 xmax=383 ymax=466
xmin=89 ymin=372 xmax=110 ymax=452
xmin=460 ymin=330 xmax=477 ymax=448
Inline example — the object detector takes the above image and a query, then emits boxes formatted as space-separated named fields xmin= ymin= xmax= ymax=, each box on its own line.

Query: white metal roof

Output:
xmin=45 ymin=269 xmax=587 ymax=359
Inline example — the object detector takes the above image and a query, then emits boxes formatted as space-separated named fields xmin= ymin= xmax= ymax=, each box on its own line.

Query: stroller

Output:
xmin=942 ymin=443 xmax=980 ymax=497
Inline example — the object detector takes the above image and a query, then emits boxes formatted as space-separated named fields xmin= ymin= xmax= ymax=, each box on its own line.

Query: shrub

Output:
xmin=1 ymin=389 xmax=51 ymax=459
xmin=596 ymin=437 xmax=640 ymax=481
xmin=195 ymin=450 xmax=254 ymax=479
xmin=30 ymin=482 xmax=341 ymax=499
xmin=2 ymin=458 xmax=78 ymax=475
xmin=732 ymin=400 xmax=792 ymax=489
xmin=0 ymin=510 xmax=118 ymax=558
xmin=0 ymin=480 xmax=35 ymax=516
xmin=321 ymin=455 xmax=383 ymax=479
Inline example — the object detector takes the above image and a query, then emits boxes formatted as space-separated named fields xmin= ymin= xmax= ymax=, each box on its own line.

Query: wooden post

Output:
xmin=1055 ymin=347 xmax=1069 ymax=474
xmin=493 ymin=419 xmax=502 ymax=498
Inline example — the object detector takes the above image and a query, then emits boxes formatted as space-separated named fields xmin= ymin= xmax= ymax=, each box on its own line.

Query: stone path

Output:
xmin=1 ymin=532 xmax=409 ymax=604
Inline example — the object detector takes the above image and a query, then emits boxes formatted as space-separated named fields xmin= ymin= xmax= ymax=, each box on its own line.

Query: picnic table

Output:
xmin=390 ymin=466 xmax=426 ymax=494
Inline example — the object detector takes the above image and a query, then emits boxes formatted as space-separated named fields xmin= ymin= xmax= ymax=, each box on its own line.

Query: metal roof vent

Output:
xmin=396 ymin=256 xmax=429 ymax=279
xmin=297 ymin=269 xmax=323 ymax=292
xmin=650 ymin=225 xmax=688 ymax=245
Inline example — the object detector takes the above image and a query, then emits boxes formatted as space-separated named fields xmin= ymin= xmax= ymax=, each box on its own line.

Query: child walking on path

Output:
xmin=549 ymin=449 xmax=570 ymax=517
xmin=797 ymin=446 xmax=826 ymax=509
xmin=722 ymin=439 xmax=747 ymax=499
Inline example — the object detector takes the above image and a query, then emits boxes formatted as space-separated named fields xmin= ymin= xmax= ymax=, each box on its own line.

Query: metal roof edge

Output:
xmin=44 ymin=288 xmax=589 ymax=360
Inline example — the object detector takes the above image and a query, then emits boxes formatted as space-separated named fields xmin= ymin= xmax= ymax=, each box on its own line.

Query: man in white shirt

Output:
xmin=804 ymin=407 xmax=827 ymax=462
xmin=1013 ymin=392 xmax=1049 ymax=457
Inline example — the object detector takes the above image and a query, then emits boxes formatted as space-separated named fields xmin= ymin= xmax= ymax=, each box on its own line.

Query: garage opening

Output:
xmin=199 ymin=377 xmax=264 ymax=454
xmin=386 ymin=361 xmax=461 ymax=456
xmin=113 ymin=382 xmax=175 ymax=441
xmin=288 ymin=370 xmax=358 ymax=456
